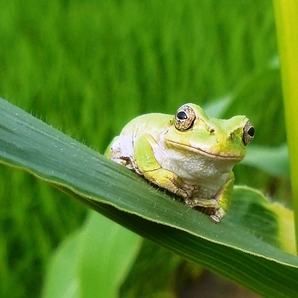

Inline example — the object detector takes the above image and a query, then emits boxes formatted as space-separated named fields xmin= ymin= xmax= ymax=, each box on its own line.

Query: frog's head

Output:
xmin=164 ymin=103 xmax=254 ymax=161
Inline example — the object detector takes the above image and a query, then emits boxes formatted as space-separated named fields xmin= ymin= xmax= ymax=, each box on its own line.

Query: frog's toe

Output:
xmin=184 ymin=198 xmax=195 ymax=206
xmin=209 ymin=208 xmax=226 ymax=223
xmin=190 ymin=198 xmax=218 ymax=208
xmin=182 ymin=184 xmax=200 ymax=198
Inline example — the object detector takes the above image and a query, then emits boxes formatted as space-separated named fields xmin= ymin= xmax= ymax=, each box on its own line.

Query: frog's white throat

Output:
xmin=154 ymin=141 xmax=239 ymax=188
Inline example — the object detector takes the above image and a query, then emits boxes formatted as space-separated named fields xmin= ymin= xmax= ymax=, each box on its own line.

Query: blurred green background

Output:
xmin=0 ymin=0 xmax=287 ymax=297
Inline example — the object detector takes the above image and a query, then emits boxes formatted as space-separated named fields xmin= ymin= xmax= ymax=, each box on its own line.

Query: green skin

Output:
xmin=106 ymin=103 xmax=254 ymax=222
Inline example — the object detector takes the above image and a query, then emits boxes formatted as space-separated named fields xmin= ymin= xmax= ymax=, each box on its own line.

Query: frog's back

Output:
xmin=105 ymin=113 xmax=172 ymax=164
xmin=121 ymin=113 xmax=172 ymax=137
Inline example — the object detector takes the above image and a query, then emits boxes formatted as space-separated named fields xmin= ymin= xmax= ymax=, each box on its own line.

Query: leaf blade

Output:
xmin=0 ymin=98 xmax=298 ymax=297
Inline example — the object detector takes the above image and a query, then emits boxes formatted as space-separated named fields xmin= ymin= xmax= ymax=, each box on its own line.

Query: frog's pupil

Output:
xmin=248 ymin=126 xmax=255 ymax=137
xmin=177 ymin=111 xmax=187 ymax=120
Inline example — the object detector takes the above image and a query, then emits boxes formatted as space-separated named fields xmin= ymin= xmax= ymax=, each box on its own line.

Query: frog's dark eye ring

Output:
xmin=243 ymin=121 xmax=255 ymax=145
xmin=174 ymin=105 xmax=196 ymax=131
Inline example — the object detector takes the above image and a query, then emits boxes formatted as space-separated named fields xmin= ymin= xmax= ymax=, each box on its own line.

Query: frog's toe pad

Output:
xmin=209 ymin=208 xmax=226 ymax=223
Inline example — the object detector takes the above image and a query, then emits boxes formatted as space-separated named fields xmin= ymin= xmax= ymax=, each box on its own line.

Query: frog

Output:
xmin=105 ymin=103 xmax=254 ymax=222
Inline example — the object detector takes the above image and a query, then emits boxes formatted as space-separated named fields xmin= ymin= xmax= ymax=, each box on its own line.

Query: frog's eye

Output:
xmin=174 ymin=105 xmax=196 ymax=131
xmin=242 ymin=121 xmax=255 ymax=145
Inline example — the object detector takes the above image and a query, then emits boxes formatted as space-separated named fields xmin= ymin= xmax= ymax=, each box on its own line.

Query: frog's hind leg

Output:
xmin=186 ymin=172 xmax=235 ymax=222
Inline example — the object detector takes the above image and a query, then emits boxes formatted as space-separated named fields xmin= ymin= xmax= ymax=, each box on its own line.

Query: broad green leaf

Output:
xmin=0 ymin=98 xmax=297 ymax=297
xmin=244 ymin=144 xmax=289 ymax=178
xmin=42 ymin=230 xmax=81 ymax=298
xmin=42 ymin=212 xmax=141 ymax=298
xmin=77 ymin=212 xmax=141 ymax=298
xmin=227 ymin=186 xmax=295 ymax=255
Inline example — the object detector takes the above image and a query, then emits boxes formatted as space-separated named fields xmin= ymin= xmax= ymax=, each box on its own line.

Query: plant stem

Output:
xmin=273 ymin=0 xmax=298 ymax=254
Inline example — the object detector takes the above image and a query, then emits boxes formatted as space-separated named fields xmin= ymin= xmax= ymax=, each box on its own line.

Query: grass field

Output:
xmin=0 ymin=0 xmax=281 ymax=297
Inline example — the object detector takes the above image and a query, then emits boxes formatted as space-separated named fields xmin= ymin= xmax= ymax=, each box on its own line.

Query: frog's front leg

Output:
xmin=134 ymin=134 xmax=198 ymax=198
xmin=185 ymin=172 xmax=235 ymax=222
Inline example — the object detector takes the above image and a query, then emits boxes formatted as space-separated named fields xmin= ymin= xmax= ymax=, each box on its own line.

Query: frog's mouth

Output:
xmin=166 ymin=140 xmax=245 ymax=160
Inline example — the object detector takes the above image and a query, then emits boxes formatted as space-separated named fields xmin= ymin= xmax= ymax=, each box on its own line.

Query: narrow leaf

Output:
xmin=0 ymin=98 xmax=297 ymax=297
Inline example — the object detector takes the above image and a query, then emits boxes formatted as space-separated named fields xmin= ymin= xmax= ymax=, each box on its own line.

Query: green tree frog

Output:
xmin=106 ymin=103 xmax=254 ymax=222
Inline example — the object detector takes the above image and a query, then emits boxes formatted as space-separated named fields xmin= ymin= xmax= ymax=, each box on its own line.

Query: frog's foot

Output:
xmin=209 ymin=208 xmax=226 ymax=223
xmin=178 ymin=182 xmax=200 ymax=198
xmin=184 ymin=197 xmax=218 ymax=208
xmin=141 ymin=167 xmax=199 ymax=198
xmin=112 ymin=156 xmax=145 ymax=174
xmin=160 ymin=178 xmax=199 ymax=199
xmin=112 ymin=156 xmax=134 ymax=169
xmin=183 ymin=197 xmax=225 ymax=223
